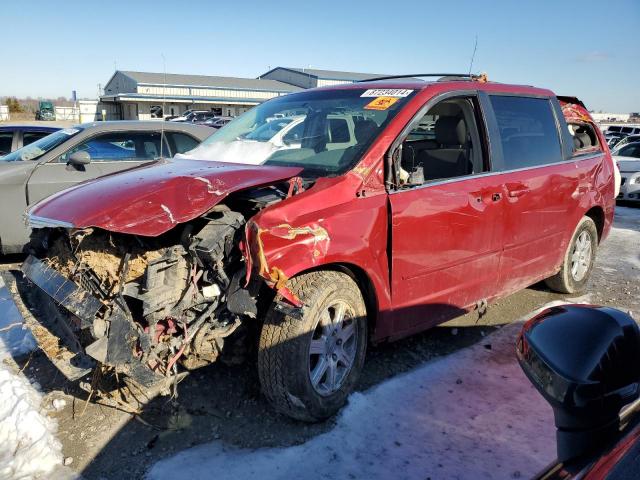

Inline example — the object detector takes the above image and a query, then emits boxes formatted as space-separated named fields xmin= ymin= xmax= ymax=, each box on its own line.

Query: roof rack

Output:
xmin=357 ymin=73 xmax=488 ymax=83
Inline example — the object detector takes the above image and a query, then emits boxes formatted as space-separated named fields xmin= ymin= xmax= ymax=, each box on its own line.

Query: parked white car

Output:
xmin=614 ymin=141 xmax=640 ymax=202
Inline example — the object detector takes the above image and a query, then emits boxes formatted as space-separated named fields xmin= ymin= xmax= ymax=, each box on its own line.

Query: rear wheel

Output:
xmin=545 ymin=216 xmax=598 ymax=294
xmin=258 ymin=271 xmax=367 ymax=422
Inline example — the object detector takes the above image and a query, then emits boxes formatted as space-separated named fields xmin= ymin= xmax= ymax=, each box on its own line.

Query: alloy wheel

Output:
xmin=308 ymin=301 xmax=358 ymax=396
xmin=571 ymin=230 xmax=592 ymax=282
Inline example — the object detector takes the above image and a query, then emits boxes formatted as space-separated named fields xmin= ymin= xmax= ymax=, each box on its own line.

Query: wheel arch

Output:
xmin=291 ymin=262 xmax=380 ymax=341
xmin=585 ymin=205 xmax=605 ymax=243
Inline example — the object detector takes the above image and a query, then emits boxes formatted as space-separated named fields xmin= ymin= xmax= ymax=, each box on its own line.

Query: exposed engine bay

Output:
xmin=21 ymin=184 xmax=293 ymax=390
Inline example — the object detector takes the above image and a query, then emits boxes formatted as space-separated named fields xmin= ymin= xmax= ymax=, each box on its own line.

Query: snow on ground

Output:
xmin=0 ymin=275 xmax=74 ymax=479
xmin=599 ymin=206 xmax=640 ymax=274
xmin=0 ymin=362 xmax=74 ymax=480
xmin=0 ymin=275 xmax=37 ymax=361
xmin=147 ymin=303 xmax=577 ymax=480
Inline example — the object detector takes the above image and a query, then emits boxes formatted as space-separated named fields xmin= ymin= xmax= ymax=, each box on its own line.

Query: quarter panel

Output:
xmin=498 ymin=162 xmax=580 ymax=294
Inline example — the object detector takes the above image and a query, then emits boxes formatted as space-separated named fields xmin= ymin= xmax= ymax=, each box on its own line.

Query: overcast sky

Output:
xmin=1 ymin=0 xmax=638 ymax=112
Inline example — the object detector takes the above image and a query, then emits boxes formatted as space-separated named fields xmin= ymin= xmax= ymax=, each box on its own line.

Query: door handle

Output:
xmin=507 ymin=188 xmax=530 ymax=198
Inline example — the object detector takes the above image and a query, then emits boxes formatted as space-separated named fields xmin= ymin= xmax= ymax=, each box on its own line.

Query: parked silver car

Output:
xmin=0 ymin=121 xmax=213 ymax=253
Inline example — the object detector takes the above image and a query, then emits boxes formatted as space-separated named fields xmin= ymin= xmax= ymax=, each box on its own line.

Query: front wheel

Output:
xmin=545 ymin=216 xmax=598 ymax=294
xmin=258 ymin=271 xmax=367 ymax=422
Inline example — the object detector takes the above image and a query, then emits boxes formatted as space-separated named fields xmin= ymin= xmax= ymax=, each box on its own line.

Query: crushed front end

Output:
xmin=20 ymin=206 xmax=261 ymax=390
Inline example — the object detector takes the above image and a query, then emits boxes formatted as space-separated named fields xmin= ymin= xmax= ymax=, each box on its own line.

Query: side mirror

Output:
xmin=68 ymin=150 xmax=91 ymax=166
xmin=517 ymin=304 xmax=640 ymax=462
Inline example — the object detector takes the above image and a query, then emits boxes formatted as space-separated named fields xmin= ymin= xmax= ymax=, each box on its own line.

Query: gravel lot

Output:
xmin=2 ymin=204 xmax=638 ymax=479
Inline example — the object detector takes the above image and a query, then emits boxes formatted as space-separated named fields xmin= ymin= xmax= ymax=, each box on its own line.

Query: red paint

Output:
xmin=388 ymin=173 xmax=504 ymax=333
xmin=582 ymin=421 xmax=640 ymax=480
xmin=29 ymin=159 xmax=302 ymax=236
xmin=248 ymin=82 xmax=614 ymax=341
xmin=31 ymin=80 xmax=615 ymax=343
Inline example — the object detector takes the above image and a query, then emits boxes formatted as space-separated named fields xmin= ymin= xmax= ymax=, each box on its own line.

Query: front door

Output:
xmin=389 ymin=94 xmax=504 ymax=334
xmin=27 ymin=130 xmax=166 ymax=205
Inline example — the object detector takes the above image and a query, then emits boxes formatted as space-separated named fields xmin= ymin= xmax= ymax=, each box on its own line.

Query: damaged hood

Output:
xmin=29 ymin=159 xmax=302 ymax=236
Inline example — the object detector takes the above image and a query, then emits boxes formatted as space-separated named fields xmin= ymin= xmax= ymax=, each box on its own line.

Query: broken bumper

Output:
xmin=4 ymin=256 xmax=162 ymax=387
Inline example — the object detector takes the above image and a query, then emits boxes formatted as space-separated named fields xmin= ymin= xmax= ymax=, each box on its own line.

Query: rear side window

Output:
xmin=23 ymin=131 xmax=52 ymax=147
xmin=567 ymin=123 xmax=601 ymax=154
xmin=58 ymin=131 xmax=163 ymax=163
xmin=0 ymin=132 xmax=13 ymax=156
xmin=167 ymin=132 xmax=199 ymax=155
xmin=490 ymin=96 xmax=562 ymax=169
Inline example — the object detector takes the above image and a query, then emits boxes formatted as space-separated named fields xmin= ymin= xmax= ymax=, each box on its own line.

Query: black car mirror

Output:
xmin=516 ymin=304 xmax=640 ymax=463
xmin=68 ymin=150 xmax=91 ymax=166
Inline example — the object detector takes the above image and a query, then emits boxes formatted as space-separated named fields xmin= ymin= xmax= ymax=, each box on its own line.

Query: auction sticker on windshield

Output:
xmin=364 ymin=96 xmax=399 ymax=110
xmin=361 ymin=89 xmax=413 ymax=97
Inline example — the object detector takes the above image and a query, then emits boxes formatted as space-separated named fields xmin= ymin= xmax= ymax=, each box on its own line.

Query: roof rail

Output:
xmin=357 ymin=73 xmax=488 ymax=83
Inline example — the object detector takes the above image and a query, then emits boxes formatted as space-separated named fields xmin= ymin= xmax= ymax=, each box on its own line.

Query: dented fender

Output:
xmin=244 ymin=173 xmax=394 ymax=338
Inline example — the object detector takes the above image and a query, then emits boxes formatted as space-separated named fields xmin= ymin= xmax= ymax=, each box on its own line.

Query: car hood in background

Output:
xmin=614 ymin=157 xmax=640 ymax=173
xmin=29 ymin=158 xmax=302 ymax=236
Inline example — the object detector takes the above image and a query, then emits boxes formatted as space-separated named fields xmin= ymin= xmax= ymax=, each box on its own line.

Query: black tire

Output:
xmin=545 ymin=216 xmax=598 ymax=294
xmin=258 ymin=271 xmax=367 ymax=422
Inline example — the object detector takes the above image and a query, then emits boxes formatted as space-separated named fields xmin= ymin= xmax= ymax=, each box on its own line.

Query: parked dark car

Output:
xmin=605 ymin=126 xmax=640 ymax=148
xmin=167 ymin=109 xmax=208 ymax=122
xmin=202 ymin=116 xmax=233 ymax=129
xmin=0 ymin=121 xmax=213 ymax=253
xmin=190 ymin=111 xmax=219 ymax=124
xmin=612 ymin=134 xmax=640 ymax=154
xmin=8 ymin=75 xmax=616 ymax=421
xmin=0 ymin=125 xmax=60 ymax=156
xmin=517 ymin=304 xmax=640 ymax=479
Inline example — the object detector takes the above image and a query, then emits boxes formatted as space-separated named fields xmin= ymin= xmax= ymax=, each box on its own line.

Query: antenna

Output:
xmin=468 ymin=35 xmax=478 ymax=76
xmin=160 ymin=53 xmax=166 ymax=159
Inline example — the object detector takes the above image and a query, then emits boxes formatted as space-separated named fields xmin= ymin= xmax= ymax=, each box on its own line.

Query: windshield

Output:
xmin=1 ymin=128 xmax=81 ymax=162
xmin=178 ymin=88 xmax=416 ymax=177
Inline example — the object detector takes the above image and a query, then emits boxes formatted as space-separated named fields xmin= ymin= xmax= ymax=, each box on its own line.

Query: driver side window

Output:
xmin=57 ymin=131 xmax=164 ymax=163
xmin=395 ymin=96 xmax=487 ymax=187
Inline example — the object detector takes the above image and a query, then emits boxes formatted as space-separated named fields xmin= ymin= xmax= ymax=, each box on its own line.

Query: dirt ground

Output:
xmin=2 ymin=204 xmax=639 ymax=480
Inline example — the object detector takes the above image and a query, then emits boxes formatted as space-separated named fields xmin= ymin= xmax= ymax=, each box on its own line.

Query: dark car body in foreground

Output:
xmin=10 ymin=75 xmax=616 ymax=421
xmin=0 ymin=121 xmax=212 ymax=253
xmin=517 ymin=304 xmax=640 ymax=479
xmin=0 ymin=125 xmax=61 ymax=156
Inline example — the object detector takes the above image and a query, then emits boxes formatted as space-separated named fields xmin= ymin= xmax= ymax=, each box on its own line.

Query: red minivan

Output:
xmin=18 ymin=74 xmax=615 ymax=421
